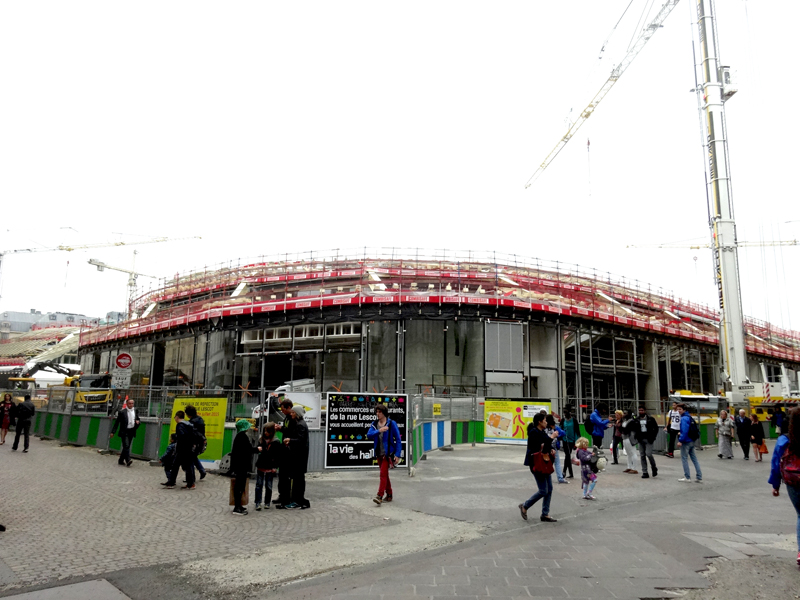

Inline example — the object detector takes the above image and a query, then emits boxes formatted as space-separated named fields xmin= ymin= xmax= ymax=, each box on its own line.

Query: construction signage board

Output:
xmin=325 ymin=392 xmax=408 ymax=469
xmin=484 ymin=398 xmax=552 ymax=445
xmin=170 ymin=397 xmax=228 ymax=462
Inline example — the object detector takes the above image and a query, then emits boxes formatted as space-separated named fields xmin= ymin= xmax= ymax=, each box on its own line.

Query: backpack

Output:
xmin=192 ymin=426 xmax=207 ymax=456
xmin=780 ymin=447 xmax=800 ymax=486
xmin=687 ymin=417 xmax=701 ymax=442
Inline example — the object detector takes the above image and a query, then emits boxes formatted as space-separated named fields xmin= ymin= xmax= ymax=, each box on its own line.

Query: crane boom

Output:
xmin=525 ymin=0 xmax=680 ymax=188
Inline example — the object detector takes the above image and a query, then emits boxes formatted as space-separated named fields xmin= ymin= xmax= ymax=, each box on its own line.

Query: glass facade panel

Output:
xmin=207 ymin=330 xmax=235 ymax=389
xmin=445 ymin=320 xmax=484 ymax=391
xmin=404 ymin=320 xmax=444 ymax=392
xmin=263 ymin=354 xmax=291 ymax=390
xmin=323 ymin=351 xmax=359 ymax=393
xmin=131 ymin=344 xmax=153 ymax=386
xmin=234 ymin=355 xmax=262 ymax=395
xmin=100 ymin=351 xmax=110 ymax=373
xmin=163 ymin=339 xmax=181 ymax=386
xmin=194 ymin=335 xmax=207 ymax=388
xmin=178 ymin=337 xmax=195 ymax=387
xmin=367 ymin=321 xmax=397 ymax=393
xmin=292 ymin=352 xmax=322 ymax=391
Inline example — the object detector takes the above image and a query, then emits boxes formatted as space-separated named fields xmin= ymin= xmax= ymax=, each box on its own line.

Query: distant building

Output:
xmin=1 ymin=309 xmax=101 ymax=341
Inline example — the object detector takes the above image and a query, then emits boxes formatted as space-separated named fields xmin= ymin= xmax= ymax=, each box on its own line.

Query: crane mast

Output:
xmin=695 ymin=0 xmax=749 ymax=396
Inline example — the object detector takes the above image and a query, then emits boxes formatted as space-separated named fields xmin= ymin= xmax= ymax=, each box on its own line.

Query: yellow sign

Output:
xmin=432 ymin=403 xmax=442 ymax=417
xmin=484 ymin=398 xmax=552 ymax=445
xmin=169 ymin=397 xmax=228 ymax=460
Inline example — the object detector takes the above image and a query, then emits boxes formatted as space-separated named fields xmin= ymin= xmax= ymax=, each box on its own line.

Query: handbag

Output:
xmin=531 ymin=444 xmax=555 ymax=475
xmin=229 ymin=477 xmax=249 ymax=506
xmin=759 ymin=442 xmax=769 ymax=455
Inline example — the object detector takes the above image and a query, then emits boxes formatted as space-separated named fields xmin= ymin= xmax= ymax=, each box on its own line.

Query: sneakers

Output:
xmin=557 ymin=480 xmax=569 ymax=484
xmin=583 ymin=495 xmax=596 ymax=501
xmin=284 ymin=502 xmax=299 ymax=509
xmin=665 ymin=453 xmax=674 ymax=458
xmin=641 ymin=473 xmax=650 ymax=479
xmin=518 ymin=504 xmax=528 ymax=521
xmin=678 ymin=477 xmax=691 ymax=482
xmin=22 ymin=449 xmax=28 ymax=453
xmin=383 ymin=495 xmax=393 ymax=502
xmin=373 ymin=495 xmax=383 ymax=505
xmin=181 ymin=484 xmax=196 ymax=490
xmin=695 ymin=479 xmax=703 ymax=483
xmin=745 ymin=457 xmax=749 ymax=460
xmin=255 ymin=504 xmax=262 ymax=511
xmin=232 ymin=507 xmax=248 ymax=516
xmin=540 ymin=515 xmax=558 ymax=522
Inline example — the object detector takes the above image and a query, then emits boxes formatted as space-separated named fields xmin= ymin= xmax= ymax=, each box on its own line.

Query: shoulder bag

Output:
xmin=530 ymin=443 xmax=555 ymax=475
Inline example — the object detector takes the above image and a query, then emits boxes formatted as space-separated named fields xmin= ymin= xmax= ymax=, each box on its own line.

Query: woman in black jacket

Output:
xmin=231 ymin=419 xmax=258 ymax=515
xmin=519 ymin=413 xmax=558 ymax=523
xmin=750 ymin=413 xmax=766 ymax=462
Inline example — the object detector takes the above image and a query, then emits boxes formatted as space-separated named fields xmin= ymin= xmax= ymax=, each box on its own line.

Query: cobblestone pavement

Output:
xmin=0 ymin=439 xmax=384 ymax=589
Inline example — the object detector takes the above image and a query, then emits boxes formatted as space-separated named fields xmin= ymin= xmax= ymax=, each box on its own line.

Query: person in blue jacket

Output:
xmin=590 ymin=407 xmax=610 ymax=448
xmin=677 ymin=403 xmax=702 ymax=483
xmin=545 ymin=415 xmax=568 ymax=484
xmin=367 ymin=404 xmax=402 ymax=505
xmin=768 ymin=407 xmax=800 ymax=567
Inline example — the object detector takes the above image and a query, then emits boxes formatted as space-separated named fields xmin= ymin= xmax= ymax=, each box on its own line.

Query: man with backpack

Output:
xmin=184 ymin=404 xmax=207 ymax=481
xmin=677 ymin=403 xmax=703 ymax=483
xmin=163 ymin=411 xmax=197 ymax=490
xmin=367 ymin=403 xmax=402 ymax=505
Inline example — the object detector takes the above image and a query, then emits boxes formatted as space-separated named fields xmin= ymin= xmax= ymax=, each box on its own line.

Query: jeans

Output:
xmin=193 ymin=455 xmax=206 ymax=478
xmin=255 ymin=471 xmax=274 ymax=506
xmin=680 ymin=441 xmax=702 ymax=480
xmin=562 ymin=441 xmax=574 ymax=478
xmin=168 ymin=454 xmax=195 ymax=486
xmin=612 ymin=436 xmax=623 ymax=463
xmin=640 ymin=440 xmax=657 ymax=474
xmin=623 ymin=437 xmax=638 ymax=470
xmin=785 ymin=484 xmax=800 ymax=552
xmin=378 ymin=456 xmax=394 ymax=497
xmin=12 ymin=419 xmax=31 ymax=451
xmin=118 ymin=431 xmax=134 ymax=464
xmin=523 ymin=470 xmax=552 ymax=517
xmin=553 ymin=449 xmax=566 ymax=482
xmin=582 ymin=479 xmax=597 ymax=497
xmin=163 ymin=466 xmax=171 ymax=480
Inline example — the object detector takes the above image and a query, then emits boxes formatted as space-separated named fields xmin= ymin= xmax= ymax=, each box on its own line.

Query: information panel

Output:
xmin=170 ymin=397 xmax=228 ymax=461
xmin=325 ymin=392 xmax=408 ymax=468
xmin=483 ymin=398 xmax=552 ymax=445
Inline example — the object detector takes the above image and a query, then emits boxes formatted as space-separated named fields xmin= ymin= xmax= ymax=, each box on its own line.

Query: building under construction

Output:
xmin=76 ymin=249 xmax=800 ymax=413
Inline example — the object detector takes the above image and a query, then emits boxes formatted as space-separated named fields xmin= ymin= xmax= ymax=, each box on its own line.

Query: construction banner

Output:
xmin=484 ymin=398 xmax=552 ymax=445
xmin=170 ymin=397 xmax=228 ymax=461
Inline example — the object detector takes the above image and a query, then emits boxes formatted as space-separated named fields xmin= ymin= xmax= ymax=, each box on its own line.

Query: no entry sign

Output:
xmin=115 ymin=353 xmax=133 ymax=369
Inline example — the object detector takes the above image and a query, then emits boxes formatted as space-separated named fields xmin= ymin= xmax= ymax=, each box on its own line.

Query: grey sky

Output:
xmin=1 ymin=1 xmax=797 ymax=332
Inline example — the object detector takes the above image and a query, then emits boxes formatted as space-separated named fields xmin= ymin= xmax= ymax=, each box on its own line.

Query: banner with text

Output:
xmin=325 ymin=392 xmax=408 ymax=469
xmin=170 ymin=397 xmax=228 ymax=461
xmin=484 ymin=398 xmax=552 ymax=445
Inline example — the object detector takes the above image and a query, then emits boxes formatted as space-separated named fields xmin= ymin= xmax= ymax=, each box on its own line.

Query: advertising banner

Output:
xmin=483 ymin=398 xmax=552 ymax=445
xmin=325 ymin=392 xmax=408 ymax=469
xmin=170 ymin=397 xmax=228 ymax=461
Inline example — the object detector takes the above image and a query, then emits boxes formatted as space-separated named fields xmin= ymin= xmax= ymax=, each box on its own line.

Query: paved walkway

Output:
xmin=1 ymin=436 xmax=797 ymax=599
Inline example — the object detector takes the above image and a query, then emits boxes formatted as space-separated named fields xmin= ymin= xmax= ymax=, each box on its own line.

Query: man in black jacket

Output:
xmin=282 ymin=405 xmax=310 ymax=509
xmin=164 ymin=411 xmax=196 ymax=490
xmin=185 ymin=404 xmax=207 ymax=481
xmin=634 ymin=405 xmax=659 ymax=479
xmin=735 ymin=409 xmax=751 ymax=460
xmin=110 ymin=397 xmax=140 ymax=466
xmin=274 ymin=399 xmax=294 ymax=507
xmin=12 ymin=395 xmax=35 ymax=453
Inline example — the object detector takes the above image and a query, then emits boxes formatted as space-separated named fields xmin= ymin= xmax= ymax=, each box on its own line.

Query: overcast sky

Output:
xmin=1 ymin=1 xmax=797 ymax=332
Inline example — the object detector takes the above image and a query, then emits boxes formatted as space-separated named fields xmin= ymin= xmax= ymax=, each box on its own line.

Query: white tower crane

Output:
xmin=88 ymin=255 xmax=158 ymax=321
xmin=525 ymin=0 xmax=680 ymax=188
xmin=0 ymin=236 xmax=200 ymax=301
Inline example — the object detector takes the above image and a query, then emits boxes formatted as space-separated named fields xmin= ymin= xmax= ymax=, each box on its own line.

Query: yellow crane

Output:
xmin=0 ymin=236 xmax=201 ymax=300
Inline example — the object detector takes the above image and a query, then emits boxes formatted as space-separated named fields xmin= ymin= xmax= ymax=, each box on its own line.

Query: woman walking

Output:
xmin=611 ymin=410 xmax=624 ymax=465
xmin=518 ymin=413 xmax=558 ymax=523
xmin=0 ymin=394 xmax=14 ymax=445
xmin=576 ymin=437 xmax=598 ymax=500
xmin=768 ymin=407 xmax=800 ymax=567
xmin=751 ymin=413 xmax=765 ymax=462
xmin=561 ymin=408 xmax=580 ymax=479
xmin=620 ymin=409 xmax=639 ymax=474
xmin=715 ymin=410 xmax=735 ymax=459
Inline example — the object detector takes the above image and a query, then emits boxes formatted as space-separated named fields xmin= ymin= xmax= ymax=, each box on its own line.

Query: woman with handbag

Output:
xmin=518 ymin=413 xmax=558 ymax=523
xmin=750 ymin=413 xmax=766 ymax=462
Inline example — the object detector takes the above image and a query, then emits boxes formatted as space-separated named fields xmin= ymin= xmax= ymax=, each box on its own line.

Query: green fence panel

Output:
xmin=35 ymin=413 xmax=42 ymax=433
xmin=473 ymin=421 xmax=484 ymax=443
xmin=131 ymin=426 xmax=146 ymax=455
xmin=86 ymin=417 xmax=100 ymax=446
xmin=108 ymin=432 xmax=122 ymax=451
xmin=44 ymin=413 xmax=53 ymax=437
xmin=55 ymin=415 xmax=64 ymax=438
xmin=68 ymin=416 xmax=81 ymax=443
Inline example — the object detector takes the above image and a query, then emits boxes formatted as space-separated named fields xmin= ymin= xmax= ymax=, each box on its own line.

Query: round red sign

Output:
xmin=115 ymin=353 xmax=133 ymax=369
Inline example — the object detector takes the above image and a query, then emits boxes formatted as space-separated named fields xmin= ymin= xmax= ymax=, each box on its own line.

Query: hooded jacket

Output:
xmin=590 ymin=409 xmax=609 ymax=437
xmin=367 ymin=417 xmax=402 ymax=459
